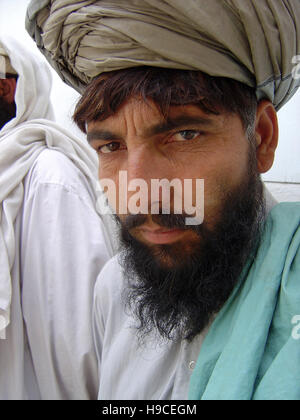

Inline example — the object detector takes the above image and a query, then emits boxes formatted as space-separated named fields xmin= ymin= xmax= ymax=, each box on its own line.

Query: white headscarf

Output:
xmin=0 ymin=37 xmax=115 ymax=338
xmin=0 ymin=36 xmax=54 ymax=134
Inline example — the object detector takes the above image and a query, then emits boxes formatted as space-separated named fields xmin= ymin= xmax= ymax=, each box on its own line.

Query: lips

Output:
xmin=139 ymin=226 xmax=186 ymax=245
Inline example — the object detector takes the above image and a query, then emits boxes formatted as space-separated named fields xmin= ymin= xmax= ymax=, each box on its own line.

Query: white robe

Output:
xmin=0 ymin=37 xmax=117 ymax=399
xmin=93 ymin=255 xmax=209 ymax=400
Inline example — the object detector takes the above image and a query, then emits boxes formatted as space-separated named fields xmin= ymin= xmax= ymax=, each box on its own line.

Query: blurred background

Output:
xmin=0 ymin=0 xmax=299 ymax=201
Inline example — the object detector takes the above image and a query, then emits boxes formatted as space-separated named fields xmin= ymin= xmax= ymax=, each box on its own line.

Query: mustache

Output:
xmin=115 ymin=212 xmax=199 ymax=231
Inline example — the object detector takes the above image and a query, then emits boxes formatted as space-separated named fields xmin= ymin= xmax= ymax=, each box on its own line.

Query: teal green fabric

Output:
xmin=188 ymin=202 xmax=300 ymax=400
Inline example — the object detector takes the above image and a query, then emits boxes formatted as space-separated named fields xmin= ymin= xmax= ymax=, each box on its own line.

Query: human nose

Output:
xmin=126 ymin=145 xmax=163 ymax=184
xmin=125 ymin=146 xmax=165 ymax=214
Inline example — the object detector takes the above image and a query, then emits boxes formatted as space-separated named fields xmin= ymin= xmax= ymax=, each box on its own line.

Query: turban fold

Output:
xmin=26 ymin=0 xmax=300 ymax=110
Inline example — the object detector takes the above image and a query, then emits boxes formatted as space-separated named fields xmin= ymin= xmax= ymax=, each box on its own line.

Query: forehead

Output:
xmin=87 ymin=97 xmax=228 ymax=138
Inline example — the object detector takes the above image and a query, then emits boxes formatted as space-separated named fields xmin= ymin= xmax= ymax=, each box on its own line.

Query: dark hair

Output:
xmin=73 ymin=67 xmax=257 ymax=134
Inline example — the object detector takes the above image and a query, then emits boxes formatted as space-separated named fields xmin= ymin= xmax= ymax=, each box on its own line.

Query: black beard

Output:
xmin=116 ymin=148 xmax=266 ymax=343
xmin=0 ymin=97 xmax=16 ymax=129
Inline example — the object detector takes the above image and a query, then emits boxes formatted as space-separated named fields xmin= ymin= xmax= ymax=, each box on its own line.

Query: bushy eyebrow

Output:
xmin=87 ymin=130 xmax=120 ymax=143
xmin=87 ymin=115 xmax=216 ymax=143
xmin=145 ymin=115 xmax=215 ymax=137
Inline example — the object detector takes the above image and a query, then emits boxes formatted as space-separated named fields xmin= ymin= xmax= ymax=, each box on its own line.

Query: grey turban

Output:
xmin=26 ymin=0 xmax=300 ymax=110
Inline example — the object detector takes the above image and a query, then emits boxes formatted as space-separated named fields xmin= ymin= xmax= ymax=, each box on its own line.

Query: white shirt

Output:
xmin=0 ymin=37 xmax=119 ymax=399
xmin=93 ymin=255 xmax=209 ymax=400
xmin=0 ymin=149 xmax=113 ymax=399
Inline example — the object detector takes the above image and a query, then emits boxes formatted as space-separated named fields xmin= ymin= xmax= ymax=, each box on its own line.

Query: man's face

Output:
xmin=88 ymin=97 xmax=252 ymax=251
xmin=88 ymin=97 xmax=264 ymax=341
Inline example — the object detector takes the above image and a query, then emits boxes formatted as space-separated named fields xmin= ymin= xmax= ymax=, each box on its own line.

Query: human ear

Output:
xmin=0 ymin=78 xmax=17 ymax=103
xmin=254 ymin=100 xmax=279 ymax=173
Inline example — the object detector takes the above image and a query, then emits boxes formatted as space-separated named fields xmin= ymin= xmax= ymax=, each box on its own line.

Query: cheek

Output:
xmin=97 ymin=138 xmax=250 ymax=219
xmin=180 ymin=146 xmax=250 ymax=223
xmin=98 ymin=162 xmax=120 ymax=214
xmin=98 ymin=155 xmax=120 ymax=178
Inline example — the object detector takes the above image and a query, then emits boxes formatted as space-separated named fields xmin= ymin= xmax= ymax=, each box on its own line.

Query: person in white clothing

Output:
xmin=0 ymin=37 xmax=117 ymax=399
xmin=27 ymin=0 xmax=300 ymax=401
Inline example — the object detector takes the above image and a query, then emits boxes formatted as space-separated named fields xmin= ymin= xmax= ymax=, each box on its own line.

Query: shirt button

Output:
xmin=189 ymin=360 xmax=196 ymax=370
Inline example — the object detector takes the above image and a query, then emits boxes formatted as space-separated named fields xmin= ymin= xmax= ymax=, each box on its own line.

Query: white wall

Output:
xmin=1 ymin=0 xmax=299 ymax=201
xmin=263 ymin=89 xmax=300 ymax=202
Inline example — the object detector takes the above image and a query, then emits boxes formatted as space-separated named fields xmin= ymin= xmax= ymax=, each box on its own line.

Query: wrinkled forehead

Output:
xmin=86 ymin=98 xmax=229 ymax=143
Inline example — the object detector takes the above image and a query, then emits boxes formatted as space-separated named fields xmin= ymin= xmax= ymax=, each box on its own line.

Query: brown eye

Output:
xmin=99 ymin=142 xmax=121 ymax=154
xmin=172 ymin=130 xmax=201 ymax=142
